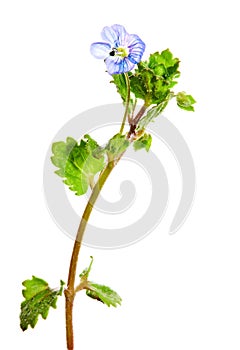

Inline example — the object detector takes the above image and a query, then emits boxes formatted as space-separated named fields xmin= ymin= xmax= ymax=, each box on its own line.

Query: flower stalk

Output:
xmin=119 ymin=73 xmax=131 ymax=134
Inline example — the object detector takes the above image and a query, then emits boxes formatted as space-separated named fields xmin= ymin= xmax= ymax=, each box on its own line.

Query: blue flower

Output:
xmin=90 ymin=24 xmax=146 ymax=75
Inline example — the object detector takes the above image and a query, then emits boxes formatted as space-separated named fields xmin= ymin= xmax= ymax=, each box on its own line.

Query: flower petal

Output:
xmin=101 ymin=24 xmax=127 ymax=47
xmin=104 ymin=57 xmax=118 ymax=75
xmin=105 ymin=56 xmax=135 ymax=75
xmin=111 ymin=24 xmax=128 ymax=46
xmin=90 ymin=42 xmax=111 ymax=59
xmin=101 ymin=26 xmax=118 ymax=46
xmin=127 ymin=34 xmax=146 ymax=63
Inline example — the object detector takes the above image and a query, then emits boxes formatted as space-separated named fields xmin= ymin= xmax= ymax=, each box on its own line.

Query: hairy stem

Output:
xmin=119 ymin=73 xmax=131 ymax=134
xmin=132 ymin=104 xmax=148 ymax=125
xmin=127 ymin=104 xmax=148 ymax=139
xmin=65 ymin=160 xmax=115 ymax=350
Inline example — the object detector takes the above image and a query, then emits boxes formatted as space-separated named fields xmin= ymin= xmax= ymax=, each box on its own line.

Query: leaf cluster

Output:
xmin=111 ymin=49 xmax=196 ymax=132
xmin=129 ymin=49 xmax=180 ymax=106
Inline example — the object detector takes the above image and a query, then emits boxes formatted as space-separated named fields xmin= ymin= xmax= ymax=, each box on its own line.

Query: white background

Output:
xmin=1 ymin=1 xmax=240 ymax=349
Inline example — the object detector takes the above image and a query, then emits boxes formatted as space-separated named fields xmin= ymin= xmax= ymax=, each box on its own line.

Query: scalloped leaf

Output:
xmin=20 ymin=277 xmax=64 ymax=331
xmin=86 ymin=282 xmax=122 ymax=307
xmin=51 ymin=135 xmax=106 ymax=195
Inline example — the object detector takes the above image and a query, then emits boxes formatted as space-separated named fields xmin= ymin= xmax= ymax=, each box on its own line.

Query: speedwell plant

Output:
xmin=20 ymin=24 xmax=196 ymax=350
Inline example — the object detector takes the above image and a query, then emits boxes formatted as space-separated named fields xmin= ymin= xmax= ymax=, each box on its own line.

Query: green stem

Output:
xmin=65 ymin=160 xmax=116 ymax=350
xmin=119 ymin=73 xmax=131 ymax=134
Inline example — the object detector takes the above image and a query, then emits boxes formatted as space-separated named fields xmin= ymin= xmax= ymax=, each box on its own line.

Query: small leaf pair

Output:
xmin=20 ymin=257 xmax=122 ymax=332
xmin=80 ymin=256 xmax=122 ymax=308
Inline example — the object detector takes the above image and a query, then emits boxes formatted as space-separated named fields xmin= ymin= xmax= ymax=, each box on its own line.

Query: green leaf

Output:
xmin=85 ymin=289 xmax=103 ymax=303
xmin=105 ymin=133 xmax=130 ymax=159
xmin=51 ymin=135 xmax=106 ymax=195
xmin=86 ymin=283 xmax=122 ymax=307
xmin=176 ymin=91 xmax=196 ymax=111
xmin=79 ymin=256 xmax=93 ymax=280
xmin=20 ymin=277 xmax=64 ymax=331
xmin=133 ymin=133 xmax=152 ymax=152
xmin=130 ymin=49 xmax=180 ymax=106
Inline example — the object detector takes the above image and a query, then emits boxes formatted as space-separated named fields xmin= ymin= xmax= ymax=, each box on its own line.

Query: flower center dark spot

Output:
xmin=109 ymin=48 xmax=117 ymax=56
